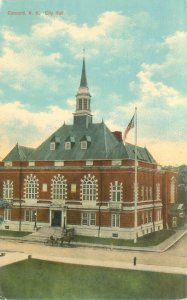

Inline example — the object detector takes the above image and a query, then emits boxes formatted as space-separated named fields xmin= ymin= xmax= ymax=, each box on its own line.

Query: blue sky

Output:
xmin=0 ymin=0 xmax=187 ymax=165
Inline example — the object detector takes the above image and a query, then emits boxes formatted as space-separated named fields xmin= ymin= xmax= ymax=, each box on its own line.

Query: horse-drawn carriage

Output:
xmin=45 ymin=228 xmax=74 ymax=247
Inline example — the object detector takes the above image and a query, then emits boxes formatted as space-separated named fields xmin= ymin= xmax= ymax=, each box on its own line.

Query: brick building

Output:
xmin=0 ymin=58 xmax=178 ymax=239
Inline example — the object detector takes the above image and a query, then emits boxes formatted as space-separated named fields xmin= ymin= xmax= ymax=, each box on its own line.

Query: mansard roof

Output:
xmin=3 ymin=143 xmax=34 ymax=162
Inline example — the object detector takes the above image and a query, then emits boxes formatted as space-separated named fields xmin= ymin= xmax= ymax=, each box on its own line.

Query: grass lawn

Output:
xmin=0 ymin=259 xmax=186 ymax=299
xmin=74 ymin=229 xmax=176 ymax=247
xmin=0 ymin=230 xmax=31 ymax=237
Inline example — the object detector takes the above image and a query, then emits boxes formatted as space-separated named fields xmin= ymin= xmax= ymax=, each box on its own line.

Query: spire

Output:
xmin=73 ymin=51 xmax=92 ymax=127
xmin=80 ymin=51 xmax=88 ymax=88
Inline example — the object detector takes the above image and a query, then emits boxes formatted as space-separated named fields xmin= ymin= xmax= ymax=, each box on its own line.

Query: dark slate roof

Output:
xmin=24 ymin=121 xmax=156 ymax=163
xmin=80 ymin=57 xmax=88 ymax=88
xmin=125 ymin=143 xmax=156 ymax=163
xmin=3 ymin=144 xmax=34 ymax=161
xmin=27 ymin=122 xmax=126 ymax=161
xmin=2 ymin=122 xmax=156 ymax=164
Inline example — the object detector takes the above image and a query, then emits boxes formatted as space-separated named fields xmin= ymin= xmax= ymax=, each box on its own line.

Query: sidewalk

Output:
xmin=0 ymin=246 xmax=186 ymax=275
xmin=0 ymin=231 xmax=187 ymax=275
xmin=0 ymin=228 xmax=186 ymax=252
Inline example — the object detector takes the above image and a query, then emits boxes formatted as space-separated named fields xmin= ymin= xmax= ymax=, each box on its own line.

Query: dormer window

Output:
xmin=50 ymin=136 xmax=60 ymax=151
xmin=50 ymin=142 xmax=56 ymax=151
xmin=64 ymin=136 xmax=75 ymax=150
xmin=80 ymin=136 xmax=91 ymax=150
xmin=65 ymin=142 xmax=71 ymax=150
xmin=81 ymin=141 xmax=87 ymax=150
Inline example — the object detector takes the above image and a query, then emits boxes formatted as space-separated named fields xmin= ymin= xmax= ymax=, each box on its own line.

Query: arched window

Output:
xmin=3 ymin=180 xmax=13 ymax=199
xmin=24 ymin=174 xmax=39 ymax=200
xmin=170 ymin=177 xmax=176 ymax=203
xmin=51 ymin=174 xmax=67 ymax=200
xmin=81 ymin=174 xmax=98 ymax=201
xmin=110 ymin=181 xmax=123 ymax=202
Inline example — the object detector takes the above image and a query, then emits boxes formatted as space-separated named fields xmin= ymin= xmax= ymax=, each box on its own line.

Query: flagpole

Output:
xmin=134 ymin=107 xmax=138 ymax=243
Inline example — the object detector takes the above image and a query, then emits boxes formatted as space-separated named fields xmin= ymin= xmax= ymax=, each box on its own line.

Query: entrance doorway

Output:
xmin=51 ymin=210 xmax=62 ymax=227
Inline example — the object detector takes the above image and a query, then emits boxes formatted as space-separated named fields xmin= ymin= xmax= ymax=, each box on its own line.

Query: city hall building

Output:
xmin=0 ymin=59 xmax=178 ymax=239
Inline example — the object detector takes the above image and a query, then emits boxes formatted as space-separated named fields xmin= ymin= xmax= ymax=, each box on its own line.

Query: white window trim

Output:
xmin=80 ymin=174 xmax=98 ymax=202
xmin=65 ymin=142 xmax=71 ymax=150
xmin=81 ymin=141 xmax=87 ymax=150
xmin=110 ymin=181 xmax=123 ymax=202
xmin=3 ymin=180 xmax=13 ymax=200
xmin=51 ymin=174 xmax=67 ymax=201
xmin=111 ymin=214 xmax=120 ymax=228
xmin=24 ymin=174 xmax=39 ymax=200
xmin=82 ymin=212 xmax=96 ymax=226
xmin=4 ymin=209 xmax=11 ymax=221
xmin=50 ymin=142 xmax=56 ymax=151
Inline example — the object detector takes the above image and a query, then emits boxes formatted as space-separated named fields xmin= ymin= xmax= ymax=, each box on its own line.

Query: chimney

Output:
xmin=112 ymin=131 xmax=123 ymax=143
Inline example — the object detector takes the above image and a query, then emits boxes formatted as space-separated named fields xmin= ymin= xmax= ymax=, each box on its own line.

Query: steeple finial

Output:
xmin=80 ymin=49 xmax=88 ymax=88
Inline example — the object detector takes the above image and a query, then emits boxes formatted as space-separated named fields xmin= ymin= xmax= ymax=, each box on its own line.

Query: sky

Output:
xmin=0 ymin=0 xmax=187 ymax=166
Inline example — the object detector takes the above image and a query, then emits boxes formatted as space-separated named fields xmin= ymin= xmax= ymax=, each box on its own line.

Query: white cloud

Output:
xmin=66 ymin=98 xmax=75 ymax=107
xmin=148 ymin=31 xmax=187 ymax=78
xmin=0 ymin=27 xmax=64 ymax=90
xmin=32 ymin=11 xmax=129 ymax=42
xmin=0 ymin=101 xmax=72 ymax=158
xmin=31 ymin=11 xmax=133 ymax=58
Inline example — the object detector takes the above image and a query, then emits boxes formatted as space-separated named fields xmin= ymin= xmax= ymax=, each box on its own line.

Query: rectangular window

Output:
xmin=142 ymin=211 xmax=144 ymax=224
xmin=42 ymin=184 xmax=47 ymax=192
xmin=25 ymin=210 xmax=30 ymax=222
xmin=82 ymin=212 xmax=89 ymax=226
xmin=111 ymin=214 xmax=120 ymax=227
xmin=4 ymin=161 xmax=12 ymax=167
xmin=65 ymin=142 xmax=71 ymax=150
xmin=145 ymin=211 xmax=149 ymax=223
xmin=157 ymin=209 xmax=162 ymax=221
xmin=149 ymin=187 xmax=152 ymax=200
xmin=50 ymin=142 xmax=56 ymax=151
xmin=83 ymin=98 xmax=87 ymax=110
xmin=28 ymin=161 xmax=35 ymax=167
xmin=71 ymin=184 xmax=76 ymax=193
xmin=90 ymin=213 xmax=96 ymax=226
xmin=81 ymin=141 xmax=87 ymax=150
xmin=149 ymin=211 xmax=152 ymax=222
xmin=156 ymin=183 xmax=160 ymax=200
xmin=112 ymin=160 xmax=122 ymax=166
xmin=141 ymin=186 xmax=144 ymax=201
xmin=54 ymin=161 xmax=64 ymax=167
xmin=112 ymin=184 xmax=121 ymax=202
xmin=86 ymin=160 xmax=93 ymax=166
xmin=146 ymin=187 xmax=149 ymax=200
xmin=4 ymin=209 xmax=11 ymax=221
xmin=82 ymin=212 xmax=96 ymax=226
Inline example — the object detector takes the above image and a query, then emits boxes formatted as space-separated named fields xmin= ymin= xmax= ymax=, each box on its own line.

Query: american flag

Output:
xmin=123 ymin=114 xmax=135 ymax=141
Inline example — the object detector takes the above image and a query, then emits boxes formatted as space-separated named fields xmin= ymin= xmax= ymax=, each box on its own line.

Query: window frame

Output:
xmin=81 ymin=141 xmax=87 ymax=150
xmin=50 ymin=142 xmax=56 ymax=151
xmin=82 ymin=212 xmax=96 ymax=226
xmin=24 ymin=175 xmax=39 ymax=200
xmin=3 ymin=180 xmax=13 ymax=200
xmin=51 ymin=174 xmax=67 ymax=201
xmin=82 ymin=177 xmax=97 ymax=202
xmin=111 ymin=214 xmax=120 ymax=228
xmin=4 ymin=208 xmax=11 ymax=221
